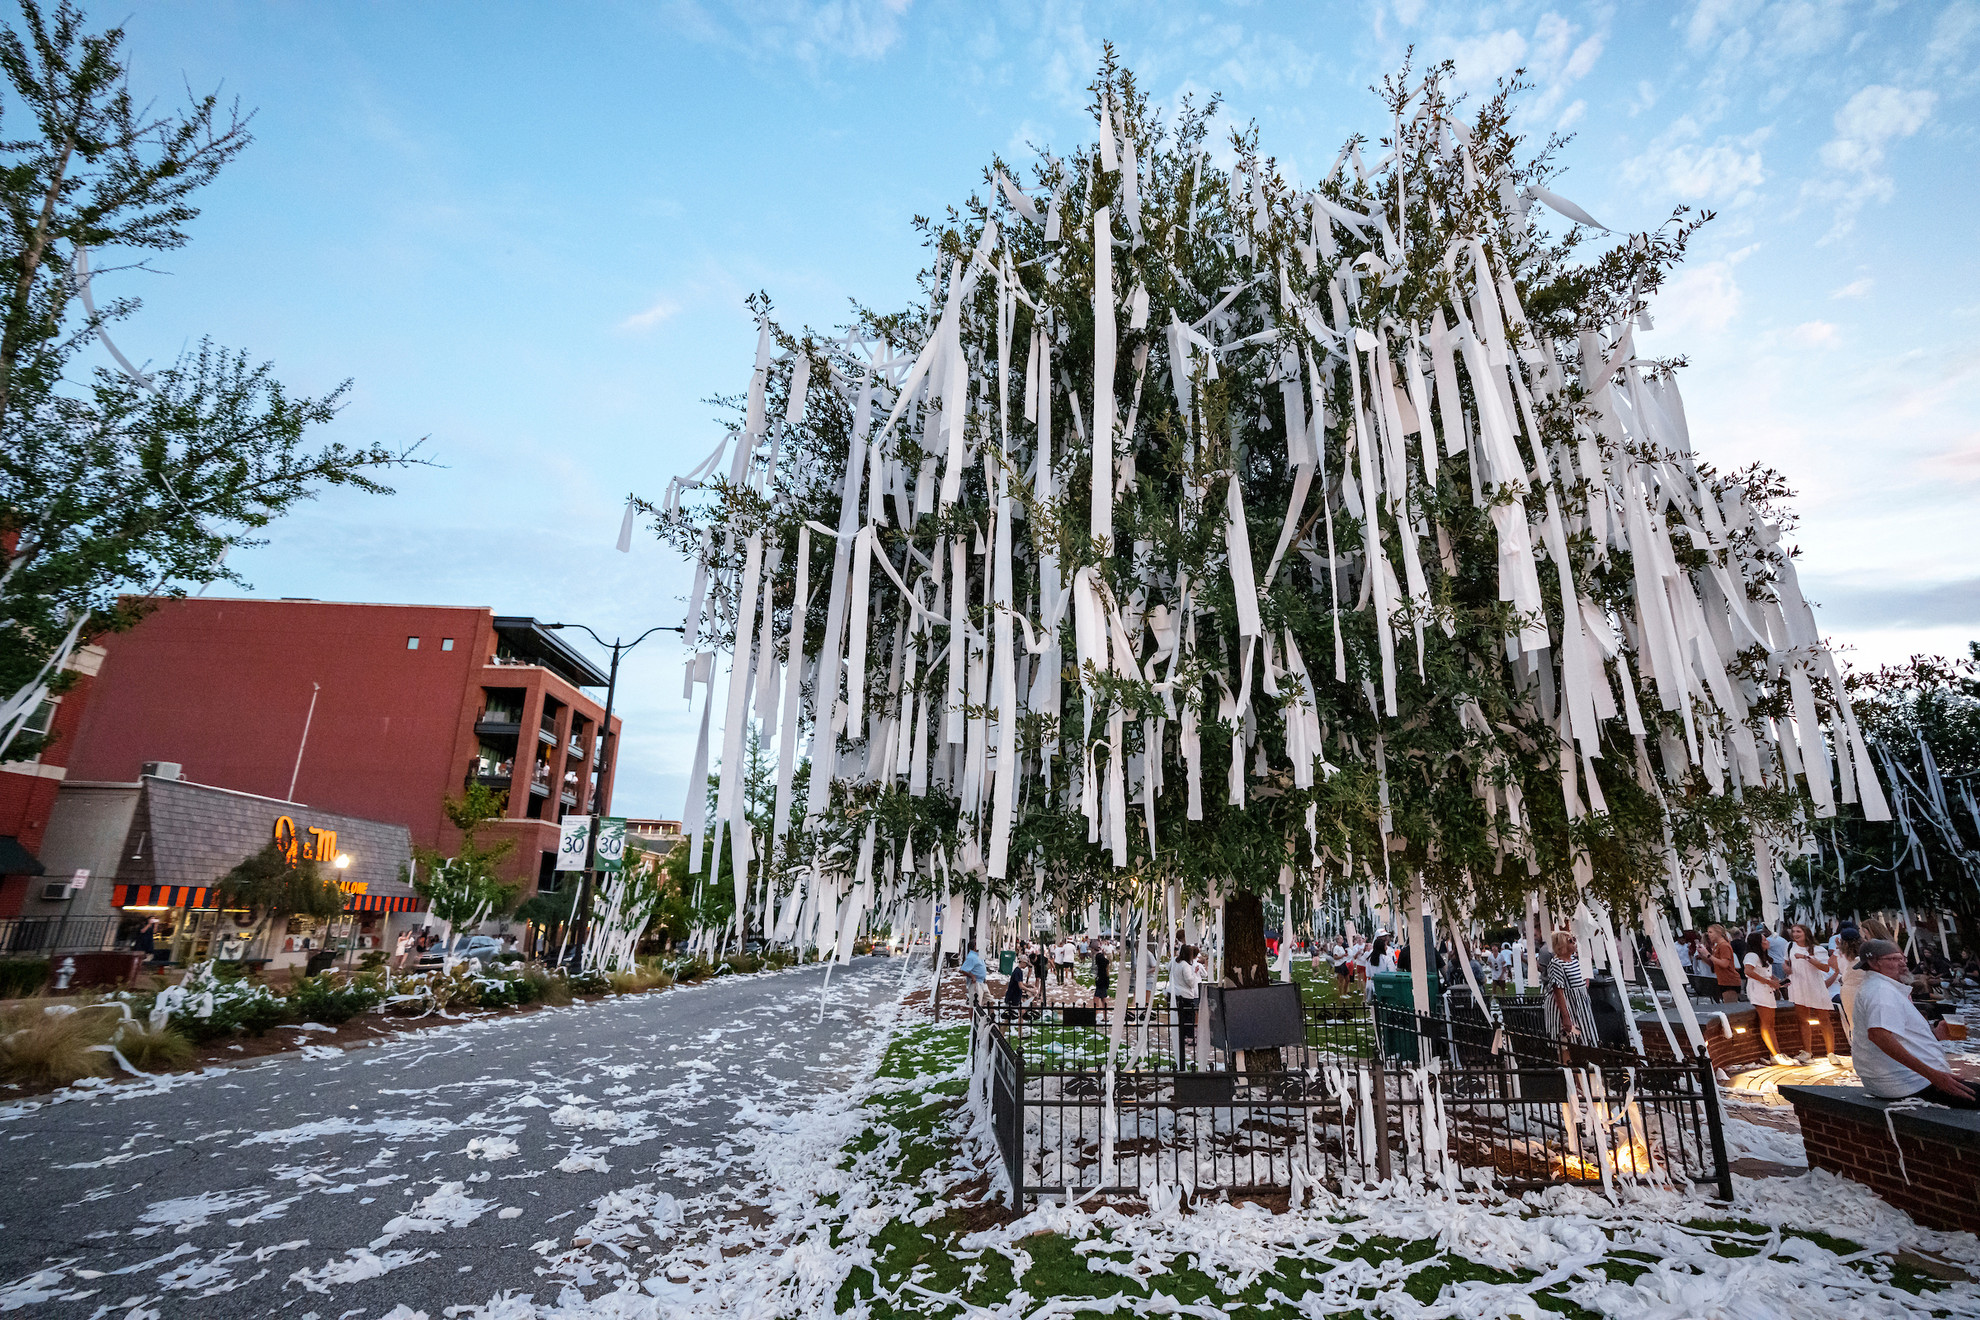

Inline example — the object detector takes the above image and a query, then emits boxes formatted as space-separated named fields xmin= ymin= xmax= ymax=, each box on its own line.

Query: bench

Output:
xmin=1779 ymin=1084 xmax=1980 ymax=1233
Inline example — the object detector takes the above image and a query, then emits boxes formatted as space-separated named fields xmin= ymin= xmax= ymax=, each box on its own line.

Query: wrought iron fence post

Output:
xmin=1699 ymin=1051 xmax=1733 ymax=1200
xmin=1369 ymin=1062 xmax=1393 ymax=1183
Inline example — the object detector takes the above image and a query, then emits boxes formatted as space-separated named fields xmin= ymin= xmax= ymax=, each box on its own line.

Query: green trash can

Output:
xmin=998 ymin=949 xmax=1017 ymax=976
xmin=1369 ymin=970 xmax=1442 ymax=1062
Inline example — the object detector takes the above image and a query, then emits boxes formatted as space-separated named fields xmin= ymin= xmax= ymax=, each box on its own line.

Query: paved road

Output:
xmin=0 ymin=957 xmax=907 ymax=1317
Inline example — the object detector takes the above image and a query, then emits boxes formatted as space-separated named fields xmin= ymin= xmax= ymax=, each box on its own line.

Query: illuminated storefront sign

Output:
xmin=273 ymin=815 xmax=339 ymax=866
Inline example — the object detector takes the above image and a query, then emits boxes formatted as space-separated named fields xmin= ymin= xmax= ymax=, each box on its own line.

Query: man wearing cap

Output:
xmin=1851 ymin=939 xmax=1977 ymax=1108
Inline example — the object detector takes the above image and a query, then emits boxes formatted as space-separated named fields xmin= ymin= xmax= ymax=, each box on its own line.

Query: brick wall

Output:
xmin=1789 ymin=1094 xmax=1980 ymax=1234
xmin=1641 ymin=1005 xmax=1849 ymax=1071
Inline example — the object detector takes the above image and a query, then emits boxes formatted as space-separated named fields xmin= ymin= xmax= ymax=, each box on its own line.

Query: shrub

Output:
xmin=0 ymin=960 xmax=49 ymax=999
xmin=567 ymin=969 xmax=610 ymax=995
xmin=113 ymin=1019 xmax=193 ymax=1072
xmin=675 ymin=957 xmax=715 ymax=983
xmin=160 ymin=971 xmax=293 ymax=1043
xmin=0 ymin=1002 xmax=115 ymax=1086
xmin=357 ymin=950 xmax=387 ymax=971
xmin=524 ymin=966 xmax=572 ymax=1006
xmin=287 ymin=973 xmax=382 ymax=1025
xmin=605 ymin=964 xmax=670 ymax=995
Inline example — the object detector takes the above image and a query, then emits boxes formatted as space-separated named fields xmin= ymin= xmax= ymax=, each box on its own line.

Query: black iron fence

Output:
xmin=0 ymin=916 xmax=117 ymax=956
xmin=973 ymin=996 xmax=1731 ymax=1207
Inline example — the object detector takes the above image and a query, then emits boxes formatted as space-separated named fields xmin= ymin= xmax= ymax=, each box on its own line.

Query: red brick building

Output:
xmin=0 ymin=598 xmax=621 ymax=915
xmin=0 ymin=641 xmax=105 ymax=896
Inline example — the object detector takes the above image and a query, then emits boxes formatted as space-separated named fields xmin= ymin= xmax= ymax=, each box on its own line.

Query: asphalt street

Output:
xmin=0 ymin=956 xmax=906 ymax=1318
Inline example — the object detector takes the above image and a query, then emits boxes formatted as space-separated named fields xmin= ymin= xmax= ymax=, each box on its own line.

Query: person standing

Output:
xmin=1759 ymin=923 xmax=1789 ymax=989
xmin=1056 ymin=936 xmax=1075 ymax=986
xmin=1091 ymin=941 xmax=1112 ymax=1012
xmin=1786 ymin=922 xmax=1839 ymax=1062
xmin=1030 ymin=942 xmax=1050 ymax=1007
xmin=1169 ymin=944 xmax=1203 ymax=1058
xmin=961 ymin=943 xmax=989 ymax=1010
xmin=1705 ymin=925 xmax=1740 ymax=1003
xmin=1851 ymin=940 xmax=1978 ymax=1107
xmin=1742 ymin=936 xmax=1792 ymax=1066
xmin=134 ymin=917 xmax=160 ymax=964
xmin=1544 ymin=930 xmax=1600 ymax=1046
xmin=1835 ymin=927 xmax=1866 ymax=1031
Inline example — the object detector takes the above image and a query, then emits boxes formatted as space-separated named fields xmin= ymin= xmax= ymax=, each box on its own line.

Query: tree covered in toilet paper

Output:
xmin=644 ymin=51 xmax=1889 ymax=974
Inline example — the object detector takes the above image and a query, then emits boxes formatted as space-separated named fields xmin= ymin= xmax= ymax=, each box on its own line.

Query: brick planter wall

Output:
xmin=1780 ymin=1085 xmax=1980 ymax=1234
xmin=1640 ymin=1004 xmax=1849 ymax=1071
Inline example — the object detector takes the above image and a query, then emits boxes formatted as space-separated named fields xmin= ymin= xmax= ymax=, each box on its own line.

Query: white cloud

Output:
xmin=1392 ymin=0 xmax=1428 ymax=26
xmin=1623 ymin=123 xmax=1769 ymax=204
xmin=1928 ymin=0 xmax=1980 ymax=69
xmin=1651 ymin=246 xmax=1757 ymax=338
xmin=1685 ymin=0 xmax=1763 ymax=53
xmin=618 ymin=297 xmax=682 ymax=332
xmin=666 ymin=0 xmax=915 ymax=65
xmin=1807 ymin=84 xmax=1935 ymax=237
xmin=1819 ymin=84 xmax=1935 ymax=177
xmin=1831 ymin=277 xmax=1873 ymax=299
xmin=1788 ymin=319 xmax=1838 ymax=347
xmin=1452 ymin=28 xmax=1527 ymax=89
xmin=1564 ymin=34 xmax=1605 ymax=80
xmin=1557 ymin=98 xmax=1586 ymax=130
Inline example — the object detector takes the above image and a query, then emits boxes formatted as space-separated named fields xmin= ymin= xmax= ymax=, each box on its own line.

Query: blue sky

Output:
xmin=103 ymin=0 xmax=1980 ymax=820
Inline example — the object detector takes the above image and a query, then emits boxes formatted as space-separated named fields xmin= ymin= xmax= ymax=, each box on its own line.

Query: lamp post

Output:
xmin=544 ymin=622 xmax=681 ymax=963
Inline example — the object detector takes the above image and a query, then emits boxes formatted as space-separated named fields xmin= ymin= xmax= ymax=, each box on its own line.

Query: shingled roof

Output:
xmin=125 ymin=776 xmax=414 ymax=899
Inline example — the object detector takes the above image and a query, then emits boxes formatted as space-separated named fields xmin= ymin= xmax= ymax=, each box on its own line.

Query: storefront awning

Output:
xmin=0 ymin=835 xmax=46 ymax=878
xmin=113 ymin=883 xmax=419 ymax=914
xmin=115 ymin=883 xmax=213 ymax=909
xmin=344 ymin=892 xmax=419 ymax=914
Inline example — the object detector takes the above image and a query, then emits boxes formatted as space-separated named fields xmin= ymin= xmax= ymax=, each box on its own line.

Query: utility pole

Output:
xmin=546 ymin=622 xmax=679 ymax=965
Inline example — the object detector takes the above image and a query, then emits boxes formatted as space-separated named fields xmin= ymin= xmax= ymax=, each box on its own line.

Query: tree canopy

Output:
xmin=0 ymin=0 xmax=418 ymax=758
xmin=646 ymin=51 xmax=1889 ymax=957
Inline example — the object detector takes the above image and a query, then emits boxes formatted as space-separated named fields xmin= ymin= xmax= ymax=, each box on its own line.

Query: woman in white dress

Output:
xmin=1742 ymin=941 xmax=1792 ymax=1066
xmin=1786 ymin=922 xmax=1839 ymax=1062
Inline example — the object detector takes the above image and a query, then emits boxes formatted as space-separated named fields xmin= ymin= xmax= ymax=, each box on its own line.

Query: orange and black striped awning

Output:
xmin=114 ymin=884 xmax=214 ymax=909
xmin=343 ymin=892 xmax=419 ymax=914
xmin=113 ymin=884 xmax=420 ymax=914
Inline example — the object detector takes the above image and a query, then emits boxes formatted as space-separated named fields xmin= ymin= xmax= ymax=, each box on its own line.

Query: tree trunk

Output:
xmin=1222 ymin=890 xmax=1282 ymax=1071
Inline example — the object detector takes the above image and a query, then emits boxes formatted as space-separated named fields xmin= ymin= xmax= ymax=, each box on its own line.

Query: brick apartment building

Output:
xmin=0 ymin=598 xmax=623 ymax=918
xmin=0 ymin=640 xmax=104 ymax=891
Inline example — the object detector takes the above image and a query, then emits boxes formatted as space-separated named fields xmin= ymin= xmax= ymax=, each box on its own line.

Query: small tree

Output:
xmin=212 ymin=842 xmax=344 ymax=960
xmin=412 ymin=783 xmax=520 ymax=954
xmin=0 ymin=1 xmax=422 ymax=754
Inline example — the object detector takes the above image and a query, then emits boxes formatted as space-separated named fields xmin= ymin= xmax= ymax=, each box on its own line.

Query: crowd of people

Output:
xmin=949 ymin=914 xmax=1977 ymax=1108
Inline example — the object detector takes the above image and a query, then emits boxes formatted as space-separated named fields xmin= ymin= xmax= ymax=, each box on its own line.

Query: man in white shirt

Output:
xmin=1851 ymin=940 xmax=1976 ymax=1107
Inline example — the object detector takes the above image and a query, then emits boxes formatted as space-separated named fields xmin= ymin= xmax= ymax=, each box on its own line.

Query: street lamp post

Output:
xmin=544 ymin=622 xmax=680 ymax=964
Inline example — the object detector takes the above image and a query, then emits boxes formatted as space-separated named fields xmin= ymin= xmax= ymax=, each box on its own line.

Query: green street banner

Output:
xmin=594 ymin=817 xmax=628 ymax=872
xmin=555 ymin=815 xmax=592 ymax=871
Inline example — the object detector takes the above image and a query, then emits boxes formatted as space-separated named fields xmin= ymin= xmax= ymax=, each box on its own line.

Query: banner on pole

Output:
xmin=556 ymin=816 xmax=592 ymax=871
xmin=595 ymin=817 xmax=628 ymax=872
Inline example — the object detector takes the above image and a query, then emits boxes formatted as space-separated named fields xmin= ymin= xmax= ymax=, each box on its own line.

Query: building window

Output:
xmin=441 ymin=638 xmax=454 ymax=651
xmin=407 ymin=636 xmax=420 ymax=650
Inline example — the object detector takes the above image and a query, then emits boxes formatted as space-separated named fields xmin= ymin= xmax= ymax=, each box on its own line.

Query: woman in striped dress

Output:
xmin=1544 ymin=930 xmax=1600 ymax=1045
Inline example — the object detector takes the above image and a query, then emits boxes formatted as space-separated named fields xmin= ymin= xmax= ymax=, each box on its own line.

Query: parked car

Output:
xmin=418 ymin=935 xmax=504 ymax=967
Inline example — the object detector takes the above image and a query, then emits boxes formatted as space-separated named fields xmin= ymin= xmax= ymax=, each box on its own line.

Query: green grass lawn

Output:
xmin=830 ymin=1017 xmax=1973 ymax=1319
